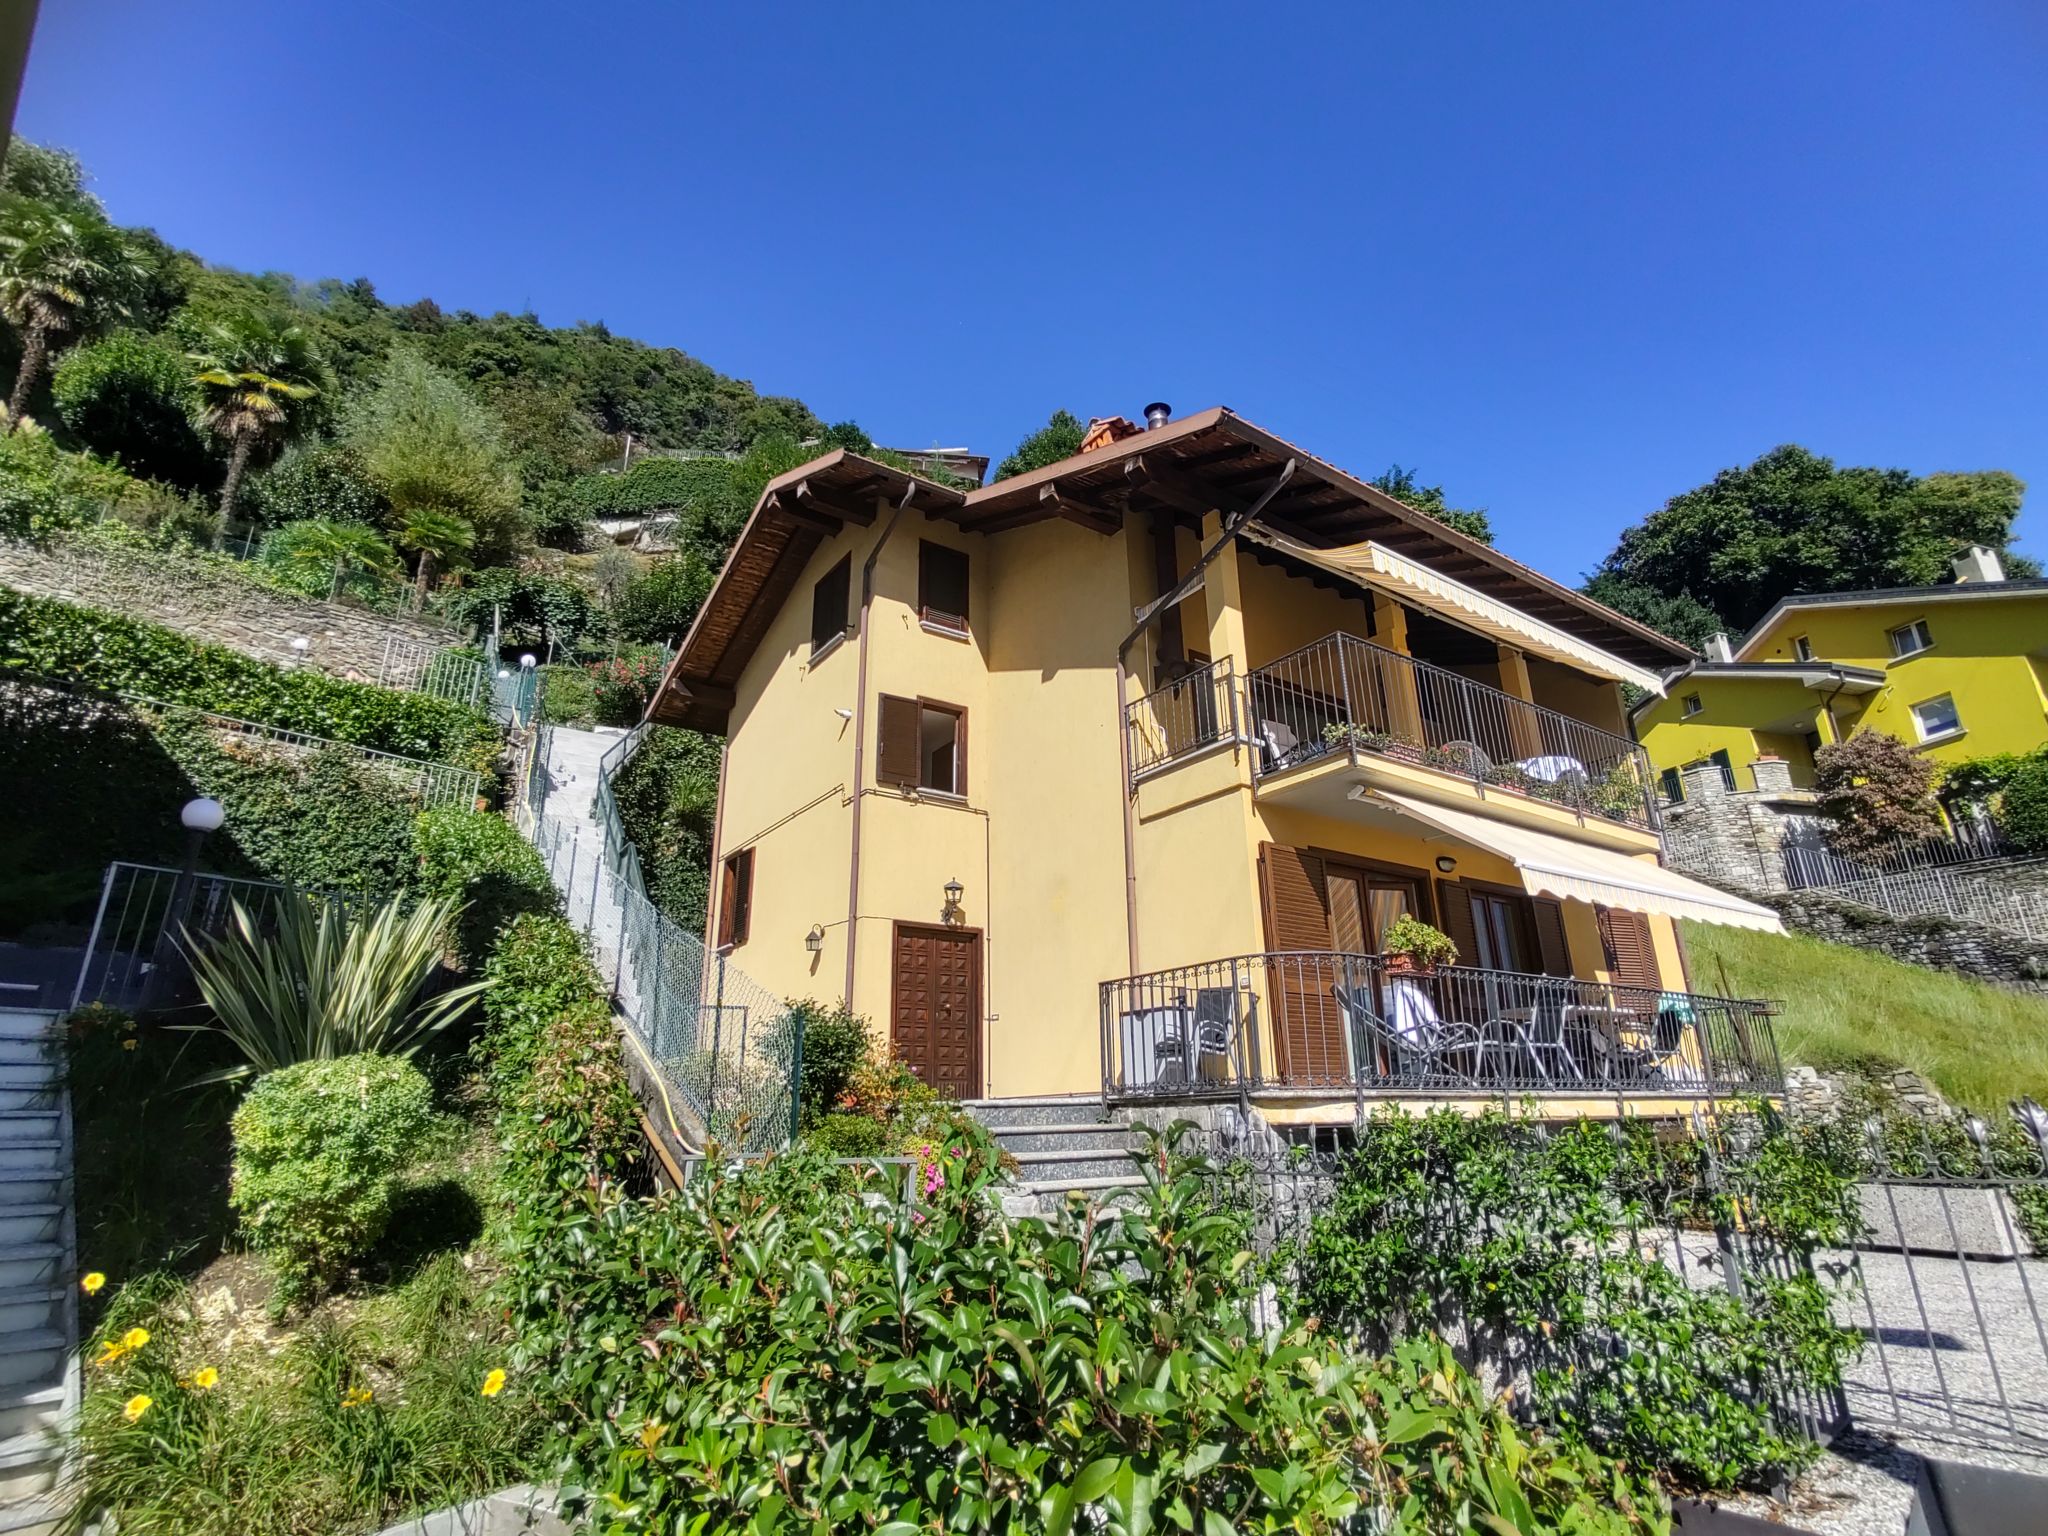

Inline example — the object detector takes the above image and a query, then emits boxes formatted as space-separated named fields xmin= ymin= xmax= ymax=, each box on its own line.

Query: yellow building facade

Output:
xmin=652 ymin=410 xmax=1784 ymax=1124
xmin=1634 ymin=551 xmax=2048 ymax=800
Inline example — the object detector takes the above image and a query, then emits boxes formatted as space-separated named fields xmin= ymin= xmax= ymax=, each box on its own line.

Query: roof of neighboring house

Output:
xmin=650 ymin=408 xmax=1694 ymax=733
xmin=649 ymin=451 xmax=968 ymax=731
xmin=1734 ymin=578 xmax=2048 ymax=661
xmin=1628 ymin=661 xmax=1887 ymax=723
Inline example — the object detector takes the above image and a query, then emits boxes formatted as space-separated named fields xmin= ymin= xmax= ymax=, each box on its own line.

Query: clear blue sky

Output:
xmin=19 ymin=1 xmax=2047 ymax=580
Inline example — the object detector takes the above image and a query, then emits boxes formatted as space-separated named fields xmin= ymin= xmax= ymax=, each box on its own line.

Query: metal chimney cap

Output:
xmin=1143 ymin=402 xmax=1172 ymax=430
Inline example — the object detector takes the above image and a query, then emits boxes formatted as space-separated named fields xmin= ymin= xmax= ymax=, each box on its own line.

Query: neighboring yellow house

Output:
xmin=1633 ymin=547 xmax=2048 ymax=801
xmin=650 ymin=407 xmax=1784 ymax=1129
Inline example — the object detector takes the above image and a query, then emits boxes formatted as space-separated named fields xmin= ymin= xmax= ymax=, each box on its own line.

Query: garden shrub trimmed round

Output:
xmin=229 ymin=1054 xmax=434 ymax=1304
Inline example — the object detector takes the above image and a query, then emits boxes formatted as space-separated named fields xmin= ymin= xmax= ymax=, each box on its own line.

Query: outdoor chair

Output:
xmin=1336 ymin=981 xmax=1478 ymax=1087
xmin=1499 ymin=977 xmax=1581 ymax=1086
xmin=1189 ymin=985 xmax=1243 ymax=1083
xmin=1258 ymin=719 xmax=1301 ymax=772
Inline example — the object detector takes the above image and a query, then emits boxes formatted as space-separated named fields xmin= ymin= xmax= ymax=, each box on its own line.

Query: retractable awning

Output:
xmin=1238 ymin=528 xmax=1668 ymax=695
xmin=1371 ymin=788 xmax=1784 ymax=933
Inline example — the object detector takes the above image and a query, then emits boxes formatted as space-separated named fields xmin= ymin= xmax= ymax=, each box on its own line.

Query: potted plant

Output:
xmin=1381 ymin=914 xmax=1458 ymax=977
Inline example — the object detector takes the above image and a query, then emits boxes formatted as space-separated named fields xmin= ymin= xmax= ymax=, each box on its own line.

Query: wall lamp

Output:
xmin=1435 ymin=855 xmax=1458 ymax=874
xmin=805 ymin=924 xmax=825 ymax=954
xmin=942 ymin=877 xmax=965 ymax=924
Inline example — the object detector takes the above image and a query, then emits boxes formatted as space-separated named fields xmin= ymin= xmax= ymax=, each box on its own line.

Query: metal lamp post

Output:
xmin=142 ymin=797 xmax=224 ymax=1011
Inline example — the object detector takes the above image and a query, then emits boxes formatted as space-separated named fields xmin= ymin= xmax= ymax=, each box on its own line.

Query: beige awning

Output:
xmin=1371 ymin=788 xmax=1784 ymax=933
xmin=1239 ymin=527 xmax=1667 ymax=695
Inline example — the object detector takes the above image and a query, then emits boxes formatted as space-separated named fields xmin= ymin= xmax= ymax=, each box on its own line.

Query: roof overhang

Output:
xmin=1371 ymin=788 xmax=1785 ymax=934
xmin=1241 ymin=527 xmax=1667 ymax=694
xmin=1629 ymin=661 xmax=1886 ymax=722
xmin=958 ymin=408 xmax=1693 ymax=672
xmin=647 ymin=451 xmax=969 ymax=732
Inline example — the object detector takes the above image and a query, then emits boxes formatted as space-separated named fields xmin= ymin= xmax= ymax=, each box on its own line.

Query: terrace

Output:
xmin=1100 ymin=949 xmax=1782 ymax=1109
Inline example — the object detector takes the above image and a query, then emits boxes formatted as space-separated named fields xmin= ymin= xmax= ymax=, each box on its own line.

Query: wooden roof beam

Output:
xmin=1039 ymin=483 xmax=1120 ymax=536
xmin=795 ymin=477 xmax=876 ymax=526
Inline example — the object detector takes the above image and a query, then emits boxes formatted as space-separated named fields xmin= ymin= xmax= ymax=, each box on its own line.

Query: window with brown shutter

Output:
xmin=717 ymin=848 xmax=754 ymax=949
xmin=1257 ymin=843 xmax=1348 ymax=1085
xmin=1532 ymin=898 xmax=1573 ymax=978
xmin=918 ymin=541 xmax=970 ymax=633
xmin=1595 ymin=905 xmax=1659 ymax=990
xmin=1434 ymin=880 xmax=1480 ymax=970
xmin=810 ymin=556 xmax=850 ymax=658
xmin=877 ymin=694 xmax=966 ymax=796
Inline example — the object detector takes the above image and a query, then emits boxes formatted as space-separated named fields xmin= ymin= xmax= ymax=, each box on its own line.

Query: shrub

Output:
xmin=254 ymin=519 xmax=401 ymax=605
xmin=1999 ymin=751 xmax=2048 ymax=853
xmin=788 ymin=997 xmax=871 ymax=1127
xmin=0 ymin=587 xmax=500 ymax=772
xmin=1288 ymin=1109 xmax=1861 ymax=1491
xmin=612 ymin=551 xmax=713 ymax=645
xmin=411 ymin=808 xmax=557 ymax=967
xmin=1381 ymin=913 xmax=1457 ymax=967
xmin=804 ymin=1110 xmax=887 ymax=1158
xmin=229 ymin=1054 xmax=435 ymax=1300
xmin=537 ymin=660 xmax=596 ymax=726
xmin=246 ymin=440 xmax=387 ymax=528
xmin=509 ymin=1127 xmax=1662 ymax=1534
xmin=606 ymin=724 xmax=719 ymax=931
xmin=0 ymin=428 xmax=135 ymax=540
xmin=185 ymin=893 xmax=489 ymax=1081
xmin=1813 ymin=731 xmax=1943 ymax=857
xmin=51 ymin=330 xmax=217 ymax=491
xmin=586 ymin=650 xmax=664 ymax=726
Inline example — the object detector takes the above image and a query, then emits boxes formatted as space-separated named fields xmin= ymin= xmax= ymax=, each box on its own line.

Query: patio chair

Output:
xmin=1500 ymin=977 xmax=1581 ymax=1086
xmin=1189 ymin=985 xmax=1242 ymax=1083
xmin=1258 ymin=719 xmax=1301 ymax=772
xmin=1337 ymin=981 xmax=1478 ymax=1087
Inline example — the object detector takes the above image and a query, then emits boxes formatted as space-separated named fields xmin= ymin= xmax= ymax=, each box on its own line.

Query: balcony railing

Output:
xmin=1100 ymin=950 xmax=1781 ymax=1105
xmin=1125 ymin=657 xmax=1242 ymax=779
xmin=1244 ymin=633 xmax=1659 ymax=831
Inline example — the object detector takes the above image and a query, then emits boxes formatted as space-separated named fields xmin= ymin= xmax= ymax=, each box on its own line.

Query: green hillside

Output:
xmin=1682 ymin=918 xmax=2048 ymax=1110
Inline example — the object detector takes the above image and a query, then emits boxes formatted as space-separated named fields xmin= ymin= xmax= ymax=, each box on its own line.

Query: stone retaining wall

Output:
xmin=0 ymin=536 xmax=461 ymax=683
xmin=1759 ymin=885 xmax=2048 ymax=997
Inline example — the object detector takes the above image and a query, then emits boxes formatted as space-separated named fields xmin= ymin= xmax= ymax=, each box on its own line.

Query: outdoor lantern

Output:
xmin=497 ymin=668 xmax=511 ymax=679
xmin=1435 ymin=855 xmax=1458 ymax=874
xmin=942 ymin=877 xmax=965 ymax=922
xmin=181 ymin=797 xmax=226 ymax=834
xmin=519 ymin=653 xmax=537 ymax=669
xmin=805 ymin=924 xmax=825 ymax=954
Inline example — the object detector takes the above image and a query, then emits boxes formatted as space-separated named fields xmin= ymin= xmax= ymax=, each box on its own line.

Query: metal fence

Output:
xmin=1822 ymin=861 xmax=2048 ymax=942
xmin=1102 ymin=950 xmax=1782 ymax=1105
xmin=69 ymin=862 xmax=292 ymax=1012
xmin=376 ymin=635 xmax=489 ymax=710
xmin=1244 ymin=633 xmax=1659 ymax=831
xmin=519 ymin=724 xmax=799 ymax=1156
xmin=1782 ymin=823 xmax=2020 ymax=890
xmin=1125 ymin=659 xmax=1243 ymax=780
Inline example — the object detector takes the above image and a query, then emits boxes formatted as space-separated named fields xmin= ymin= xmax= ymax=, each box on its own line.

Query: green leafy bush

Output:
xmin=788 ymin=997 xmax=871 ymax=1127
xmin=537 ymin=660 xmax=596 ymax=727
xmin=1288 ymin=1109 xmax=1861 ymax=1490
xmin=607 ymin=724 xmax=719 ymax=931
xmin=505 ymin=1126 xmax=1661 ymax=1535
xmin=411 ymin=808 xmax=557 ymax=967
xmin=51 ymin=330 xmax=217 ymax=490
xmin=246 ymin=439 xmax=388 ymax=527
xmin=0 ymin=588 xmax=499 ymax=772
xmin=254 ymin=519 xmax=401 ymax=604
xmin=1999 ymin=750 xmax=2048 ymax=853
xmin=612 ymin=551 xmax=714 ymax=645
xmin=229 ymin=1054 xmax=435 ymax=1300
xmin=586 ymin=650 xmax=664 ymax=726
xmin=0 ymin=428 xmax=135 ymax=539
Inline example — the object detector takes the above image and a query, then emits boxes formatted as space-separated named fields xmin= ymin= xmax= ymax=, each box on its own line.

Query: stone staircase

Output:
xmin=0 ymin=1009 xmax=76 ymax=1536
xmin=962 ymin=1097 xmax=1149 ymax=1214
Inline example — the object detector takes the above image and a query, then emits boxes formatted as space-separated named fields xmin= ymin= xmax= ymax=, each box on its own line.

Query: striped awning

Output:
xmin=1372 ymin=789 xmax=1784 ymax=933
xmin=1239 ymin=528 xmax=1668 ymax=695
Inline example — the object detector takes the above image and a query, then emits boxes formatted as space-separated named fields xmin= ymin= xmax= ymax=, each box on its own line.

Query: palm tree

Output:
xmin=0 ymin=196 xmax=145 ymax=429
xmin=288 ymin=517 xmax=397 ymax=600
xmin=188 ymin=311 xmax=330 ymax=535
xmin=394 ymin=506 xmax=474 ymax=612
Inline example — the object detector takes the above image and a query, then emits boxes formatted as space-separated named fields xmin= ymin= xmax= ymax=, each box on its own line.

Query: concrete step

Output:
xmin=0 ymin=1497 xmax=61 ymax=1536
xmin=0 ymin=1249 xmax=61 ymax=1296
xmin=0 ymin=1215 xmax=59 ymax=1254
xmin=0 ymin=1291 xmax=60 ymax=1339
xmin=0 ymin=1434 xmax=57 ymax=1504
xmin=987 ymin=1122 xmax=1140 ymax=1154
xmin=0 ymin=1016 xmax=56 ymax=1045
xmin=0 ymin=1176 xmax=65 ymax=1211
xmin=1008 ymin=1147 xmax=1143 ymax=1183
xmin=0 ymin=1097 xmax=52 ymax=1121
xmin=0 ymin=1387 xmax=65 ymax=1444
xmin=0 ymin=1149 xmax=59 ymax=1180
xmin=961 ymin=1095 xmax=1108 ymax=1130
xmin=0 ymin=1045 xmax=51 ymax=1072
xmin=0 ymin=1120 xmax=58 ymax=1149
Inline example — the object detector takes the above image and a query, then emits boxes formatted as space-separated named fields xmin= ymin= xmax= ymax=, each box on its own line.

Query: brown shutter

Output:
xmin=1259 ymin=843 xmax=1333 ymax=950
xmin=1532 ymin=898 xmax=1573 ymax=978
xmin=953 ymin=708 xmax=968 ymax=797
xmin=1434 ymin=880 xmax=1479 ymax=969
xmin=877 ymin=694 xmax=920 ymax=787
xmin=1595 ymin=905 xmax=1658 ymax=990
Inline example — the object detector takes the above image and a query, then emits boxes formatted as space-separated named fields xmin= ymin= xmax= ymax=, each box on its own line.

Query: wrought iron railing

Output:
xmin=1100 ymin=950 xmax=1781 ymax=1105
xmin=1125 ymin=658 xmax=1242 ymax=780
xmin=1243 ymin=633 xmax=1658 ymax=831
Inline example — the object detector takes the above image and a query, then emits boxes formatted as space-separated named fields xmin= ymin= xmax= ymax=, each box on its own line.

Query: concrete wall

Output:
xmin=0 ymin=535 xmax=460 ymax=683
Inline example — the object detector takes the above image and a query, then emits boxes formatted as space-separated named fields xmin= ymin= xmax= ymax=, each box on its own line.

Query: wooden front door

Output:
xmin=890 ymin=924 xmax=983 ymax=1097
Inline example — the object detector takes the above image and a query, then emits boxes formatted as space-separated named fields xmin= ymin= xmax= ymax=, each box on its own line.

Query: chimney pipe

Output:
xmin=1952 ymin=544 xmax=2005 ymax=584
xmin=1143 ymin=402 xmax=1172 ymax=431
xmin=1702 ymin=632 xmax=1734 ymax=663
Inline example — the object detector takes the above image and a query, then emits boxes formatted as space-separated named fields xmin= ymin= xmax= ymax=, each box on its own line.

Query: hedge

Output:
xmin=0 ymin=588 xmax=499 ymax=774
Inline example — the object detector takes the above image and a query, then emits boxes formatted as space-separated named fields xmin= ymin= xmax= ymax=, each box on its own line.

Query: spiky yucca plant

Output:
xmin=180 ymin=892 xmax=488 ymax=1082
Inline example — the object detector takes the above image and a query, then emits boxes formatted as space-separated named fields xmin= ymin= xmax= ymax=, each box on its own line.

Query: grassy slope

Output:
xmin=1681 ymin=919 xmax=2048 ymax=1109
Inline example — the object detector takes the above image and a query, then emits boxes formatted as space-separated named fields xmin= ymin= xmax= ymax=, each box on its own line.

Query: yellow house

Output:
xmin=649 ymin=408 xmax=1785 ymax=1129
xmin=1633 ymin=547 xmax=2048 ymax=801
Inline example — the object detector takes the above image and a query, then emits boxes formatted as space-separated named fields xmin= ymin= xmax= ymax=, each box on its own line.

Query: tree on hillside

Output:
xmin=395 ymin=506 xmax=475 ymax=612
xmin=0 ymin=143 xmax=100 ymax=214
xmin=283 ymin=517 xmax=398 ymax=601
xmin=995 ymin=410 xmax=1085 ymax=481
xmin=247 ymin=441 xmax=387 ymax=528
xmin=1587 ymin=446 xmax=2034 ymax=641
xmin=343 ymin=352 xmax=524 ymax=566
xmin=1812 ymin=731 xmax=1944 ymax=858
xmin=1578 ymin=573 xmax=1727 ymax=652
xmin=0 ymin=196 xmax=145 ymax=429
xmin=188 ymin=310 xmax=330 ymax=532
xmin=1369 ymin=465 xmax=1493 ymax=544
xmin=51 ymin=331 xmax=215 ymax=489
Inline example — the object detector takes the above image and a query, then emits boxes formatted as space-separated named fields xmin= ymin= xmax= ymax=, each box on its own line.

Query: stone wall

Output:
xmin=0 ymin=536 xmax=462 ymax=684
xmin=1660 ymin=758 xmax=1824 ymax=892
xmin=1760 ymin=884 xmax=2048 ymax=997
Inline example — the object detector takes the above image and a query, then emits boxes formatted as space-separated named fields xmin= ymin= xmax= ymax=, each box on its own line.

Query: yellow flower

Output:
xmin=480 ymin=1368 xmax=506 ymax=1399
xmin=341 ymin=1386 xmax=373 ymax=1409
xmin=122 ymin=1394 xmax=152 ymax=1423
xmin=120 ymin=1327 xmax=149 ymax=1352
xmin=121 ymin=1038 xmax=138 ymax=1051
xmin=639 ymin=1418 xmax=665 ymax=1452
xmin=190 ymin=1367 xmax=219 ymax=1391
xmin=92 ymin=1341 xmax=124 ymax=1367
xmin=80 ymin=1272 xmax=105 ymax=1296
